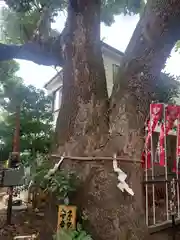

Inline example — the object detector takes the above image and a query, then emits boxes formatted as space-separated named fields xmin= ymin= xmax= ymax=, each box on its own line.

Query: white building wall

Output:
xmin=53 ymin=111 xmax=59 ymax=126
xmin=45 ymin=71 xmax=63 ymax=95
xmin=102 ymin=53 xmax=121 ymax=96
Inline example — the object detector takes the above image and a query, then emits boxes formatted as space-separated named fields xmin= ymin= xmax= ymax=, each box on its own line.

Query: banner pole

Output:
xmin=164 ymin=103 xmax=169 ymax=221
xmin=150 ymin=103 xmax=156 ymax=225
xmin=176 ymin=110 xmax=180 ymax=217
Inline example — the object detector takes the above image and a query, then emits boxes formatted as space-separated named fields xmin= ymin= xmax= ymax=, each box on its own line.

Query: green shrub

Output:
xmin=53 ymin=224 xmax=93 ymax=240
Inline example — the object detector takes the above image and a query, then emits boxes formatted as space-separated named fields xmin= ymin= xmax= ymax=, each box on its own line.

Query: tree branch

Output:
xmin=0 ymin=3 xmax=65 ymax=67
xmin=0 ymin=37 xmax=64 ymax=66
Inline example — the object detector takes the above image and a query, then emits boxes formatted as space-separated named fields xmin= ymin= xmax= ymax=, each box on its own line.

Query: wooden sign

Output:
xmin=57 ymin=205 xmax=77 ymax=231
xmin=4 ymin=160 xmax=9 ymax=168
xmin=3 ymin=165 xmax=25 ymax=186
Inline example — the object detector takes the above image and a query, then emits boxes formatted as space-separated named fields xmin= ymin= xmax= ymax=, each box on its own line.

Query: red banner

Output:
xmin=174 ymin=111 xmax=180 ymax=173
xmin=143 ymin=104 xmax=180 ymax=170
xmin=177 ymin=116 xmax=180 ymax=157
xmin=158 ymin=105 xmax=179 ymax=167
xmin=172 ymin=160 xmax=180 ymax=174
xmin=165 ymin=105 xmax=179 ymax=134
xmin=159 ymin=123 xmax=165 ymax=166
xmin=145 ymin=121 xmax=150 ymax=147
xmin=155 ymin=123 xmax=165 ymax=166
xmin=145 ymin=103 xmax=163 ymax=148
xmin=151 ymin=103 xmax=163 ymax=131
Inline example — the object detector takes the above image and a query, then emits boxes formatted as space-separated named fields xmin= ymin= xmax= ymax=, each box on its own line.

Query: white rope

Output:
xmin=51 ymin=154 xmax=142 ymax=163
xmin=113 ymin=153 xmax=134 ymax=196
xmin=50 ymin=153 xmax=135 ymax=196
xmin=28 ymin=153 xmax=134 ymax=197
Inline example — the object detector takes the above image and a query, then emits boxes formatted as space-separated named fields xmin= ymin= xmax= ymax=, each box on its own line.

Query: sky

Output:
xmin=15 ymin=12 xmax=180 ymax=89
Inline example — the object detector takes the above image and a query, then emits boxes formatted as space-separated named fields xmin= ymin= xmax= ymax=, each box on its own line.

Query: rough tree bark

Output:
xmin=107 ymin=0 xmax=180 ymax=239
xmin=55 ymin=0 xmax=180 ymax=240
xmin=55 ymin=0 xmax=109 ymax=155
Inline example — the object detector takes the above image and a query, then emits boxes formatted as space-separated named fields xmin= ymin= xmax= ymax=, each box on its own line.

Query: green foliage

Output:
xmin=115 ymin=65 xmax=180 ymax=104
xmin=1 ymin=0 xmax=66 ymax=44
xmin=2 ymin=0 xmax=144 ymax=44
xmin=0 ymin=60 xmax=21 ymax=85
xmin=5 ymin=0 xmax=66 ymax=13
xmin=154 ymin=73 xmax=180 ymax=104
xmin=0 ymin=7 xmax=43 ymax=44
xmin=0 ymin=60 xmax=54 ymax=161
xmin=20 ymin=150 xmax=34 ymax=167
xmin=30 ymin=154 xmax=78 ymax=200
xmin=101 ymin=0 xmax=144 ymax=26
xmin=53 ymin=223 xmax=93 ymax=240
xmin=175 ymin=40 xmax=180 ymax=53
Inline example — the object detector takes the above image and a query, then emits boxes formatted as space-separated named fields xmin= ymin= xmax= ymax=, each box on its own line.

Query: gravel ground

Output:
xmin=0 ymin=208 xmax=43 ymax=239
xmin=1 ymin=189 xmax=180 ymax=240
xmin=0 ymin=188 xmax=50 ymax=240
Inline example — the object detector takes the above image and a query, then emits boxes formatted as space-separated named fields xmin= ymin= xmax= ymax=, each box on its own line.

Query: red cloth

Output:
xmin=172 ymin=159 xmax=180 ymax=174
xmin=165 ymin=105 xmax=179 ymax=134
xmin=177 ymin=118 xmax=180 ymax=157
xmin=159 ymin=123 xmax=165 ymax=166
xmin=145 ymin=104 xmax=163 ymax=148
xmin=143 ymin=104 xmax=163 ymax=169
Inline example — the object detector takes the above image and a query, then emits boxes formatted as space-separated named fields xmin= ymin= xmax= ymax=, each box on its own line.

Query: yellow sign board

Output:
xmin=57 ymin=205 xmax=77 ymax=231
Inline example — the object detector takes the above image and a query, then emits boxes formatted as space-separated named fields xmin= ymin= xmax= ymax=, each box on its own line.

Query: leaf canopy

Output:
xmin=2 ymin=0 xmax=144 ymax=44
xmin=0 ymin=60 xmax=54 ymax=161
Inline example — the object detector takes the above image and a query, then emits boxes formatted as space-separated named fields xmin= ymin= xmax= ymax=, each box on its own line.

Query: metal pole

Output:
xmin=164 ymin=104 xmax=169 ymax=221
xmin=145 ymin=123 xmax=149 ymax=225
xmin=6 ymin=106 xmax=20 ymax=225
xmin=176 ymin=113 xmax=180 ymax=218
xmin=150 ymin=104 xmax=156 ymax=225
xmin=169 ymin=178 xmax=176 ymax=240
xmin=172 ymin=214 xmax=176 ymax=240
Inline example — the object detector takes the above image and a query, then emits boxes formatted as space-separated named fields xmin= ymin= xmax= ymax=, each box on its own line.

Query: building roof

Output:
xmin=101 ymin=42 xmax=124 ymax=57
xmin=44 ymin=42 xmax=124 ymax=89
xmin=44 ymin=72 xmax=61 ymax=89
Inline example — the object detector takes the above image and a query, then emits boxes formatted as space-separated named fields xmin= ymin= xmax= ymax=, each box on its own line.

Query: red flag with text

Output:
xmin=145 ymin=103 xmax=163 ymax=147
xmin=165 ymin=105 xmax=179 ymax=134
xmin=159 ymin=123 xmax=165 ymax=166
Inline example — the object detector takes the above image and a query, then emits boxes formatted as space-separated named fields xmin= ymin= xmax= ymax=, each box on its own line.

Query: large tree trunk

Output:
xmin=55 ymin=0 xmax=109 ymax=155
xmin=55 ymin=0 xmax=180 ymax=240
xmin=107 ymin=0 xmax=180 ymax=239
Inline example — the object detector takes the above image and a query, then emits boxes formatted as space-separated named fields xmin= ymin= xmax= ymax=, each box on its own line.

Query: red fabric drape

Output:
xmin=159 ymin=123 xmax=165 ymax=166
xmin=142 ymin=103 xmax=163 ymax=169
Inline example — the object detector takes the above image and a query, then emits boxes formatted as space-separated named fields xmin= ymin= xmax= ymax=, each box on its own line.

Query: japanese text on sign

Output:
xmin=57 ymin=205 xmax=77 ymax=231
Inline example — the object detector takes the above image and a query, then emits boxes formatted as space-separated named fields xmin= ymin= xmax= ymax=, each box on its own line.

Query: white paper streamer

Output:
xmin=113 ymin=153 xmax=134 ymax=196
xmin=44 ymin=153 xmax=65 ymax=179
